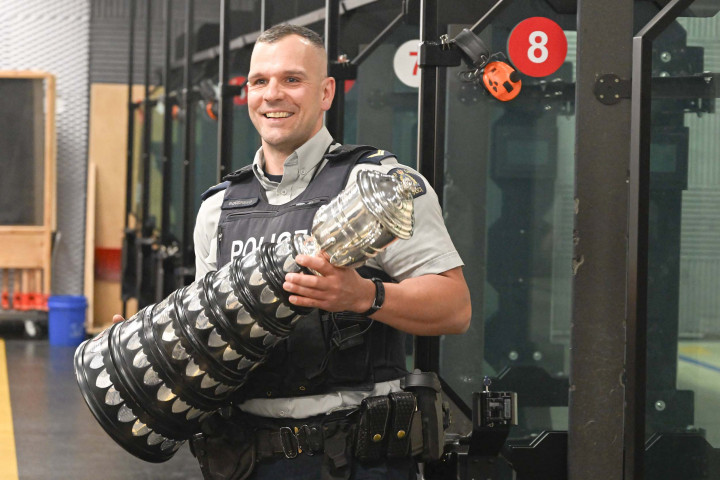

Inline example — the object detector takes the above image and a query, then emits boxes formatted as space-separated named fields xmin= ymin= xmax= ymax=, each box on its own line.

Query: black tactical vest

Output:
xmin=210 ymin=145 xmax=408 ymax=400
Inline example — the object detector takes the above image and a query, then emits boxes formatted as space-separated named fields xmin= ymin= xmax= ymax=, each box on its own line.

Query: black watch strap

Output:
xmin=361 ymin=278 xmax=385 ymax=316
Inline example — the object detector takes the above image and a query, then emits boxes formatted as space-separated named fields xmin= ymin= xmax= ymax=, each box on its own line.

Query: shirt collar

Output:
xmin=252 ymin=127 xmax=335 ymax=189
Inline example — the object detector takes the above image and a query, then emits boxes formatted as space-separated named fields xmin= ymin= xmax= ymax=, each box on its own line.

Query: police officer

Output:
xmin=189 ymin=24 xmax=470 ymax=480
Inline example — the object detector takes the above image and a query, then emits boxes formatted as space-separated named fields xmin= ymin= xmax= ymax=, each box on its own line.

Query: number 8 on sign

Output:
xmin=508 ymin=17 xmax=567 ymax=78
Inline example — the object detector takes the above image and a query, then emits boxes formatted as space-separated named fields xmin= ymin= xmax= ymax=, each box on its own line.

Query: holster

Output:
xmin=189 ymin=413 xmax=256 ymax=480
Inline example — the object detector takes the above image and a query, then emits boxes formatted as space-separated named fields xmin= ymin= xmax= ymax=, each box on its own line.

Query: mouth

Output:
xmin=263 ymin=112 xmax=293 ymax=118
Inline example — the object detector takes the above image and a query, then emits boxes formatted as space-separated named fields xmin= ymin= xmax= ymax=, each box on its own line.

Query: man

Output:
xmin=189 ymin=24 xmax=470 ymax=480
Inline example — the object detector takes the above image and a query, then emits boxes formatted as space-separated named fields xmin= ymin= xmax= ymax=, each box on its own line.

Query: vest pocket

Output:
xmin=325 ymin=312 xmax=373 ymax=385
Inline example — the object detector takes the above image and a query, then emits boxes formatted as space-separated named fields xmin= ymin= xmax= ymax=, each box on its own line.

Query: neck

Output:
xmin=262 ymin=146 xmax=291 ymax=176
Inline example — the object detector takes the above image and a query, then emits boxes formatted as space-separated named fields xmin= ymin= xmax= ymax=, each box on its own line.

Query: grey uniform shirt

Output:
xmin=193 ymin=126 xmax=463 ymax=418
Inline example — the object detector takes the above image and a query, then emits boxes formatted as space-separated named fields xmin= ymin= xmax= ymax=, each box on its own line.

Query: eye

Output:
xmin=287 ymin=77 xmax=299 ymax=83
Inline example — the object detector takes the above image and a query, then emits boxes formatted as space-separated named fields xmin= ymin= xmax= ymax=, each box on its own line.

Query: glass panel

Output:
xmin=344 ymin=23 xmax=418 ymax=167
xmin=645 ymin=7 xmax=720 ymax=477
xmin=148 ymin=90 xmax=165 ymax=235
xmin=194 ymin=100 xmax=219 ymax=219
xmin=168 ymin=117 xmax=185 ymax=243
xmin=439 ymin=3 xmax=576 ymax=439
xmin=130 ymin=102 xmax=144 ymax=227
xmin=0 ymin=78 xmax=45 ymax=225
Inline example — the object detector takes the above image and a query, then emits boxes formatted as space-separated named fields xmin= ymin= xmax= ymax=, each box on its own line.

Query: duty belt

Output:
xmin=253 ymin=391 xmax=421 ymax=462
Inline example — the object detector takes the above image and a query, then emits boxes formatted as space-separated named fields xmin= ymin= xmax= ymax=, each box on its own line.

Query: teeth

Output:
xmin=147 ymin=432 xmax=165 ymax=446
xmin=236 ymin=309 xmax=254 ymax=325
xmin=143 ymin=367 xmax=163 ymax=386
xmin=223 ymin=346 xmax=242 ymax=361
xmin=215 ymin=383 xmax=233 ymax=395
xmin=132 ymin=419 xmax=151 ymax=437
xmin=117 ymin=404 xmax=136 ymax=423
xmin=186 ymin=408 xmax=203 ymax=420
xmin=260 ymin=286 xmax=278 ymax=304
xmin=162 ymin=323 xmax=178 ymax=342
xmin=105 ymin=386 xmax=123 ymax=406
xmin=133 ymin=351 xmax=150 ymax=368
xmin=96 ymin=369 xmax=113 ymax=389
xmin=265 ymin=112 xmax=291 ymax=118
xmin=171 ymin=342 xmax=190 ymax=360
xmin=171 ymin=398 xmax=191 ymax=413
xmin=225 ymin=293 xmax=240 ymax=311
xmin=157 ymin=384 xmax=176 ymax=402
xmin=186 ymin=359 xmax=202 ymax=377
xmin=250 ymin=323 xmax=269 ymax=338
xmin=127 ymin=332 xmax=142 ymax=351
xmin=195 ymin=311 xmax=212 ymax=330
xmin=89 ymin=354 xmax=104 ymax=370
xmin=276 ymin=303 xmax=294 ymax=319
xmin=208 ymin=330 xmax=227 ymax=348
xmin=201 ymin=375 xmax=220 ymax=389
xmin=249 ymin=268 xmax=264 ymax=286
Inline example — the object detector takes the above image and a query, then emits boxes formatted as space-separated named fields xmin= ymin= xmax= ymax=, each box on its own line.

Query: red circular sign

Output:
xmin=507 ymin=17 xmax=567 ymax=78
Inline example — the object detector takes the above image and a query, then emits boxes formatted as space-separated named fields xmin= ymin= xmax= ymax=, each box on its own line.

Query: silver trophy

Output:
xmin=74 ymin=170 xmax=415 ymax=462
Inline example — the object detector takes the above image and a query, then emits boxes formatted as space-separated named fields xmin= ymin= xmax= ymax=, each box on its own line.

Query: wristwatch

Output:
xmin=361 ymin=277 xmax=385 ymax=316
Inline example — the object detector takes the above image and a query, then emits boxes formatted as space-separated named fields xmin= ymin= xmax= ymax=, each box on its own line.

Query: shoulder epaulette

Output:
xmin=324 ymin=144 xmax=395 ymax=165
xmin=200 ymin=181 xmax=231 ymax=201
xmin=222 ymin=164 xmax=254 ymax=183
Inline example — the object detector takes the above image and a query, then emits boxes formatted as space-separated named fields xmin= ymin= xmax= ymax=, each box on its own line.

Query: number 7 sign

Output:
xmin=508 ymin=17 xmax=567 ymax=78
xmin=393 ymin=39 xmax=421 ymax=88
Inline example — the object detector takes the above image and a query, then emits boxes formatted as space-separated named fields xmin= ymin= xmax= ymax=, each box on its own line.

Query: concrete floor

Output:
xmin=1 ymin=333 xmax=719 ymax=479
xmin=2 ymin=338 xmax=202 ymax=480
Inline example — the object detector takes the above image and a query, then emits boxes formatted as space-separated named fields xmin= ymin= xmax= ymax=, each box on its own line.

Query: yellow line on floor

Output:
xmin=0 ymin=339 xmax=19 ymax=480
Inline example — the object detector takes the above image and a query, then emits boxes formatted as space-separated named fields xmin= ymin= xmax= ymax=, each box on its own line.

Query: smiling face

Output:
xmin=247 ymin=34 xmax=335 ymax=171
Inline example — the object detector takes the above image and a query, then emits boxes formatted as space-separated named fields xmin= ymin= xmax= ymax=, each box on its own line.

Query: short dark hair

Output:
xmin=256 ymin=24 xmax=325 ymax=49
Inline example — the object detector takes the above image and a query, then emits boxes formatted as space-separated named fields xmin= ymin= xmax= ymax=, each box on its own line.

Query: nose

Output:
xmin=263 ymin=78 xmax=283 ymax=102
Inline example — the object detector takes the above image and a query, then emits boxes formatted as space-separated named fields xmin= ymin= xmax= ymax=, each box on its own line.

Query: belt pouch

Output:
xmin=354 ymin=395 xmax=390 ymax=462
xmin=385 ymin=392 xmax=416 ymax=457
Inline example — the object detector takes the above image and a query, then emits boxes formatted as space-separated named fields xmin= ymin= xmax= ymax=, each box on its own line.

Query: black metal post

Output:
xmin=626 ymin=2 xmax=695 ymax=478
xmin=414 ymin=0 xmax=440 ymax=373
xmin=570 ymin=0 xmax=633 ymax=478
xmin=217 ymin=0 xmax=234 ymax=181
xmin=325 ymin=0 xmax=344 ymax=141
xmin=123 ymin=0 xmax=138 ymax=317
xmin=125 ymin=0 xmax=137 ymax=232
xmin=141 ymin=0 xmax=153 ymax=234
xmin=161 ymin=0 xmax=173 ymax=245
xmin=260 ymin=0 xmax=266 ymax=31
xmin=182 ymin=0 xmax=196 ymax=281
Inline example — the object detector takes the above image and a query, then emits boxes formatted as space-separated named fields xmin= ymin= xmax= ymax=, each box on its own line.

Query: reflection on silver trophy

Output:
xmin=74 ymin=170 xmax=415 ymax=462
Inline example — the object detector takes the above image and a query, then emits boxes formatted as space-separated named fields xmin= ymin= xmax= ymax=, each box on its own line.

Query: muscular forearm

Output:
xmin=284 ymin=255 xmax=471 ymax=337
xmin=364 ymin=267 xmax=471 ymax=336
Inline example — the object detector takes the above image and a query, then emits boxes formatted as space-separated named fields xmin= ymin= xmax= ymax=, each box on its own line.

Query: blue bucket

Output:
xmin=48 ymin=295 xmax=88 ymax=347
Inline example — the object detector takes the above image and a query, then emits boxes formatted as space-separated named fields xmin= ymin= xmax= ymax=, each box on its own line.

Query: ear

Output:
xmin=320 ymin=76 xmax=336 ymax=112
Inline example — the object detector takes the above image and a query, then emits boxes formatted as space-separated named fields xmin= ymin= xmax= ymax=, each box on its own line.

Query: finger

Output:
xmin=112 ymin=314 xmax=125 ymax=324
xmin=295 ymin=254 xmax=334 ymax=276
xmin=283 ymin=278 xmax=324 ymax=297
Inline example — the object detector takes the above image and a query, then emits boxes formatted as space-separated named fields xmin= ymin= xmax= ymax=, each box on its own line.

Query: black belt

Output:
xmin=256 ymin=423 xmax=326 ymax=459
xmin=252 ymin=391 xmax=419 ymax=462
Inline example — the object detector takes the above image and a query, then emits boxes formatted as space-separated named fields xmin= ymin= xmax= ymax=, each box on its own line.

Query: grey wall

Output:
xmin=0 ymin=0 xmax=91 ymax=295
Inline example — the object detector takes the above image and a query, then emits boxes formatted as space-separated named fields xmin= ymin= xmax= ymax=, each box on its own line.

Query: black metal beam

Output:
xmin=161 ymin=0 xmax=173 ymax=245
xmin=125 ymin=0 xmax=136 ymax=232
xmin=570 ymin=0 xmax=634 ymax=478
xmin=217 ymin=0 xmax=234 ymax=181
xmin=414 ymin=0 xmax=440 ymax=373
xmin=325 ymin=0 xmax=344 ymax=141
xmin=350 ymin=11 xmax=405 ymax=67
xmin=140 ymin=0 xmax=153 ymax=234
xmin=626 ymin=1 xmax=696 ymax=478
xmin=181 ymin=0 xmax=196 ymax=277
